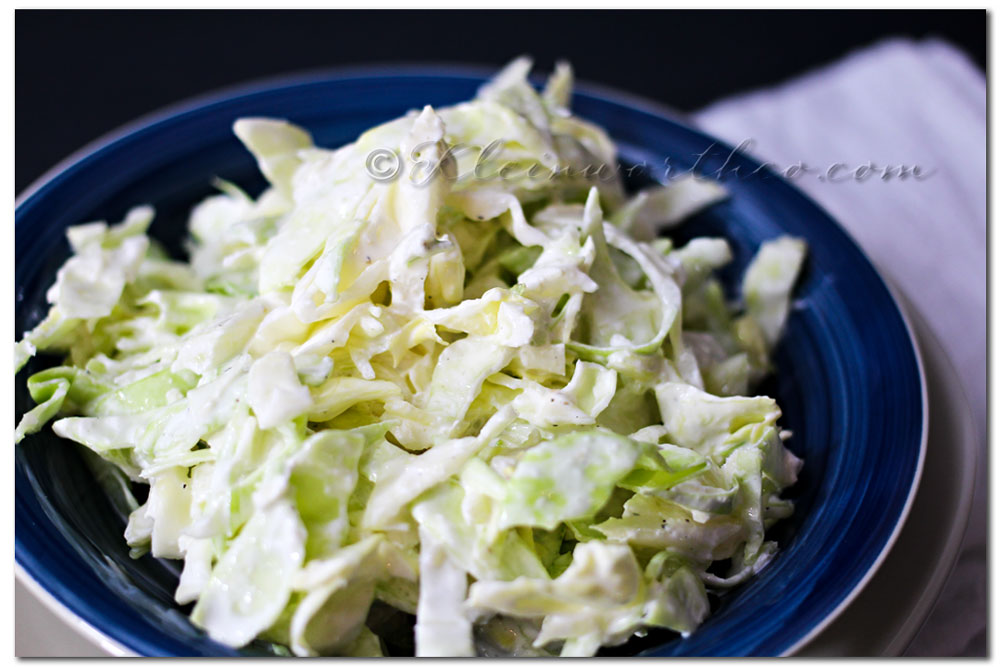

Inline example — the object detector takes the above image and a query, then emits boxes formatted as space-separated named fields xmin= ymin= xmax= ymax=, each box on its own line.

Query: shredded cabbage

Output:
xmin=15 ymin=58 xmax=806 ymax=656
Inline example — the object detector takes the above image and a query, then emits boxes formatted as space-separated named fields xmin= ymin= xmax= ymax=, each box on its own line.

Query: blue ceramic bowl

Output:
xmin=15 ymin=67 xmax=926 ymax=657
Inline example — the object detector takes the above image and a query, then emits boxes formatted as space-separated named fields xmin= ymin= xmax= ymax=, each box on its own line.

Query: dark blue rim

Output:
xmin=15 ymin=65 xmax=927 ymax=657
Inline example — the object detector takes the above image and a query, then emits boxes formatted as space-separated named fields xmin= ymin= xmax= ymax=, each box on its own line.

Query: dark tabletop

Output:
xmin=15 ymin=9 xmax=986 ymax=194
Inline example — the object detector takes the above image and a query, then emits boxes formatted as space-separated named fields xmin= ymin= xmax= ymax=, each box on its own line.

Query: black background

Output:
xmin=15 ymin=9 xmax=986 ymax=194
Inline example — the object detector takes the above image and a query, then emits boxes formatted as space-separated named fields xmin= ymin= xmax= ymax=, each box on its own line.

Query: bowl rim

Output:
xmin=15 ymin=63 xmax=929 ymax=657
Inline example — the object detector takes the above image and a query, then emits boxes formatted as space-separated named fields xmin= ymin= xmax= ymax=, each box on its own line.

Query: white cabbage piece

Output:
xmin=743 ymin=236 xmax=807 ymax=348
xmin=414 ymin=526 xmax=475 ymax=657
xmin=46 ymin=206 xmax=152 ymax=320
xmin=247 ymin=349 xmax=312 ymax=429
xmin=498 ymin=430 xmax=639 ymax=531
xmin=190 ymin=497 xmax=306 ymax=647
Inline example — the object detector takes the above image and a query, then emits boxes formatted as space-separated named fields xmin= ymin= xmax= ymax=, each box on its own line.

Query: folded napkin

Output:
xmin=693 ymin=38 xmax=987 ymax=657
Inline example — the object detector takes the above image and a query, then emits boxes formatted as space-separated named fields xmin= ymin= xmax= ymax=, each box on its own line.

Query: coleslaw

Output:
xmin=15 ymin=58 xmax=806 ymax=657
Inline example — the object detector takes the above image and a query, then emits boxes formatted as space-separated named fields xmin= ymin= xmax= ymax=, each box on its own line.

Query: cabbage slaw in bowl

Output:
xmin=15 ymin=58 xmax=806 ymax=657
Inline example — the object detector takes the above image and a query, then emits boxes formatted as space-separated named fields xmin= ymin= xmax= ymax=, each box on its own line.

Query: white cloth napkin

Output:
xmin=693 ymin=37 xmax=986 ymax=657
